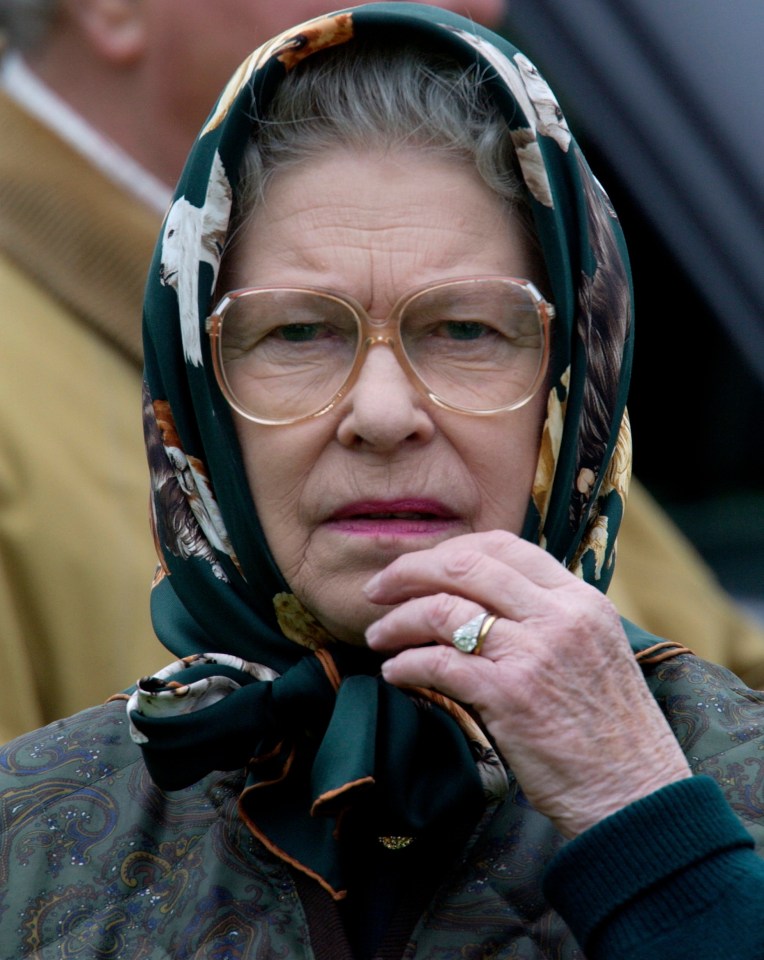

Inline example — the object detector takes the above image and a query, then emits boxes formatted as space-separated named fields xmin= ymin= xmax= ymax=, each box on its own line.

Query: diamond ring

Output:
xmin=451 ymin=612 xmax=498 ymax=655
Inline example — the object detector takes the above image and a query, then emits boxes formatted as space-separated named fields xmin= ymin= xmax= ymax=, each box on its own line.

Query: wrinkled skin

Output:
xmin=365 ymin=531 xmax=692 ymax=838
xmin=231 ymin=151 xmax=547 ymax=643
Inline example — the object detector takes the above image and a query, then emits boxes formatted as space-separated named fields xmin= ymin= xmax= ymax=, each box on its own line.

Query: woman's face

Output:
xmin=228 ymin=151 xmax=548 ymax=643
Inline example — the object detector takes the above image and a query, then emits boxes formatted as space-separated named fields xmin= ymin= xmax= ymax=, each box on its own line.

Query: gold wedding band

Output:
xmin=474 ymin=613 xmax=498 ymax=655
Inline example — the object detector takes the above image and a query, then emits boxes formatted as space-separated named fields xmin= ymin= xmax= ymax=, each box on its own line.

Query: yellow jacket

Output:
xmin=610 ymin=477 xmax=764 ymax=688
xmin=0 ymin=92 xmax=166 ymax=740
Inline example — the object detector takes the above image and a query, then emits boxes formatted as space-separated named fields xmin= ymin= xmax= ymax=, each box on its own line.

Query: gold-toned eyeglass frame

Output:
xmin=205 ymin=276 xmax=554 ymax=426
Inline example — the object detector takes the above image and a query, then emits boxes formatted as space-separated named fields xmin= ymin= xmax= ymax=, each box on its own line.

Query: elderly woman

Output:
xmin=1 ymin=4 xmax=763 ymax=958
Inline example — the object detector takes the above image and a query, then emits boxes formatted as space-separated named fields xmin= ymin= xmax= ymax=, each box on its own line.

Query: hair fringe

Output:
xmin=227 ymin=40 xmax=536 ymax=261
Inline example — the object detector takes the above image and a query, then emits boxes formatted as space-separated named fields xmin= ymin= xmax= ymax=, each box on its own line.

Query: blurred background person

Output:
xmin=0 ymin=0 xmax=761 ymax=746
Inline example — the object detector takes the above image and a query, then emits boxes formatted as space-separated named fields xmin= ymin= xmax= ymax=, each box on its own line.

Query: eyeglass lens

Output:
xmin=216 ymin=279 xmax=546 ymax=421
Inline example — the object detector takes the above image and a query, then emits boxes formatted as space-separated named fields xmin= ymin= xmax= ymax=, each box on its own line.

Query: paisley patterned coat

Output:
xmin=1 ymin=653 xmax=762 ymax=959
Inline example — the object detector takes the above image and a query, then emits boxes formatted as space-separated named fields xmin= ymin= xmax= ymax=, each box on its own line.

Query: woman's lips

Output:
xmin=326 ymin=499 xmax=461 ymax=536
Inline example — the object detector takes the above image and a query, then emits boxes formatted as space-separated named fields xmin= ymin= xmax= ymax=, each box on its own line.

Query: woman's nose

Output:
xmin=335 ymin=344 xmax=436 ymax=450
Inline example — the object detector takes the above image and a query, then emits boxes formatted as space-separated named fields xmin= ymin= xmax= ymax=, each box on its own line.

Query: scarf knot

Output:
xmin=127 ymin=649 xmax=495 ymax=896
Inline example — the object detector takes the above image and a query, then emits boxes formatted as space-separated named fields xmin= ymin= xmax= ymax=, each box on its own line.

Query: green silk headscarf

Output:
xmin=130 ymin=2 xmax=634 ymax=899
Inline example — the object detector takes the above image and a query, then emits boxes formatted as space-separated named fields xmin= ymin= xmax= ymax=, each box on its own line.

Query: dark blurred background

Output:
xmin=502 ymin=0 xmax=764 ymax=621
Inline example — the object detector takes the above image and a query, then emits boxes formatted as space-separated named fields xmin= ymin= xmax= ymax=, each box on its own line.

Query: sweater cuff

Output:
xmin=543 ymin=775 xmax=754 ymax=952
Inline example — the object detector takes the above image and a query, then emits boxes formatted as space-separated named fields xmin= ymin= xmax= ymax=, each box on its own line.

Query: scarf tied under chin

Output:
xmin=127 ymin=649 xmax=492 ymax=898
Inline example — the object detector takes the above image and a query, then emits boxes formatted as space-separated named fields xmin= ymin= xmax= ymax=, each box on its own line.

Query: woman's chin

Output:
xmin=309 ymin=598 xmax=395 ymax=648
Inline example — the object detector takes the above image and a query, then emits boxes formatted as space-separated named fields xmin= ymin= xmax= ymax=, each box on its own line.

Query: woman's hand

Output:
xmin=364 ymin=530 xmax=692 ymax=838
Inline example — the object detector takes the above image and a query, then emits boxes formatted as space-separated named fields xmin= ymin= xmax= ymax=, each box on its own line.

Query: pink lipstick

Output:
xmin=327 ymin=499 xmax=460 ymax=536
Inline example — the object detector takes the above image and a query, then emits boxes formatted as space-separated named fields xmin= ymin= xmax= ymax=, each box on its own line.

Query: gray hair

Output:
xmin=230 ymin=40 xmax=536 ymax=252
xmin=0 ymin=0 xmax=58 ymax=51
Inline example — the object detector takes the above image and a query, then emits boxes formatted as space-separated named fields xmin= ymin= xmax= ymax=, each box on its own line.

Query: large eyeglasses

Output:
xmin=206 ymin=276 xmax=554 ymax=425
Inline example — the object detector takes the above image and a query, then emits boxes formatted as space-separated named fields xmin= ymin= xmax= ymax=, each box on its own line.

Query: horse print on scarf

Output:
xmin=143 ymin=382 xmax=238 ymax=582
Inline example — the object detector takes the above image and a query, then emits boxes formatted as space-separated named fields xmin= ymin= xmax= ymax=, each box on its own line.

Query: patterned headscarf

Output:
xmin=129 ymin=2 xmax=634 ymax=898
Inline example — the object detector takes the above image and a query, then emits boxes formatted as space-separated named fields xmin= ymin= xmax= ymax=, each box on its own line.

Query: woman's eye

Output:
xmin=440 ymin=320 xmax=492 ymax=341
xmin=273 ymin=323 xmax=328 ymax=342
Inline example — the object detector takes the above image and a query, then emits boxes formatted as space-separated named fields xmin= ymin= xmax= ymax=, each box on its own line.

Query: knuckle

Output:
xmin=427 ymin=593 xmax=462 ymax=634
xmin=441 ymin=547 xmax=485 ymax=584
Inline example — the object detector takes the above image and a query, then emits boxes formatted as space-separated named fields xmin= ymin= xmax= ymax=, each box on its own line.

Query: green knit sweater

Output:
xmin=546 ymin=775 xmax=764 ymax=958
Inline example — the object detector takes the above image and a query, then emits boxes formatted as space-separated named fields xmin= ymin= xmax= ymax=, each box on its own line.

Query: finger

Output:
xmin=427 ymin=530 xmax=575 ymax=589
xmin=365 ymin=593 xmax=489 ymax=652
xmin=379 ymin=641 xmax=497 ymax=708
xmin=364 ymin=535 xmax=561 ymax=620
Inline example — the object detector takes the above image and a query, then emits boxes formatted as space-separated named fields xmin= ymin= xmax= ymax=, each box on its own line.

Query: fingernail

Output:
xmin=363 ymin=573 xmax=382 ymax=598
